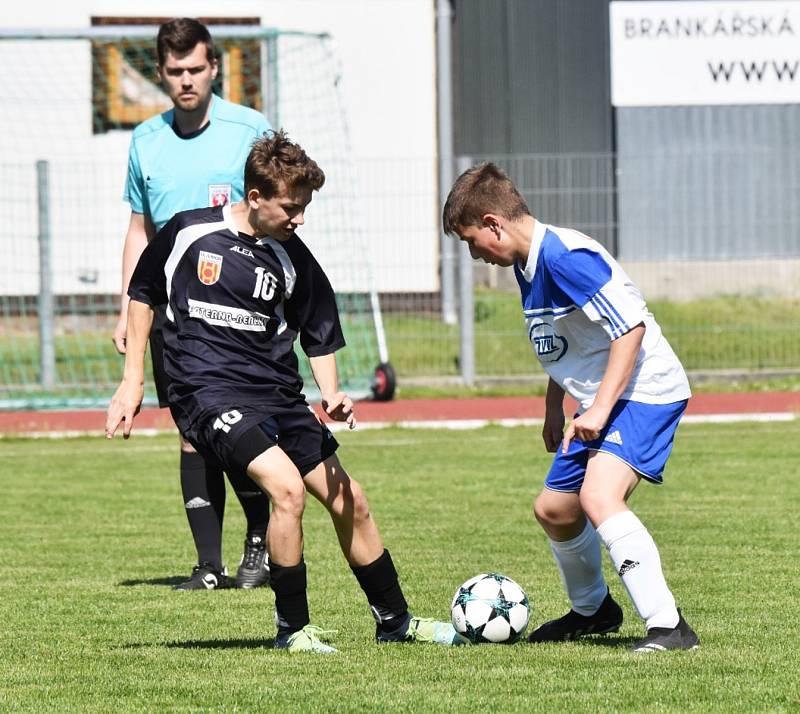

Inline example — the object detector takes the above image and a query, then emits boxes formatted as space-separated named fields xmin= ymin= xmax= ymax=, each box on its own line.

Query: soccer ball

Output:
xmin=451 ymin=572 xmax=530 ymax=644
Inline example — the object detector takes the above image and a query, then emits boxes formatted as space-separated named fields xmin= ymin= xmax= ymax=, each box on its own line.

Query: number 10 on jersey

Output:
xmin=253 ymin=267 xmax=278 ymax=301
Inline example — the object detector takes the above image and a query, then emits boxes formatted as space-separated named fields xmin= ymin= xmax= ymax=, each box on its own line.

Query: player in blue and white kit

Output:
xmin=443 ymin=163 xmax=699 ymax=653
xmin=106 ymin=131 xmax=468 ymax=653
xmin=112 ymin=19 xmax=272 ymax=591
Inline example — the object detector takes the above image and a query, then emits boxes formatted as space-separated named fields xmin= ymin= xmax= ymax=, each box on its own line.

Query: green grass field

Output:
xmin=1 ymin=421 xmax=798 ymax=712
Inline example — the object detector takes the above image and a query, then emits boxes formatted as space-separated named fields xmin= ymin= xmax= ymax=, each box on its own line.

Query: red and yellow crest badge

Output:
xmin=197 ymin=251 xmax=223 ymax=286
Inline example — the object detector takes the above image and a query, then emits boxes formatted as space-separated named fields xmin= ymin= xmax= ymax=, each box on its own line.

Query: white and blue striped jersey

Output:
xmin=124 ymin=95 xmax=271 ymax=231
xmin=514 ymin=221 xmax=691 ymax=412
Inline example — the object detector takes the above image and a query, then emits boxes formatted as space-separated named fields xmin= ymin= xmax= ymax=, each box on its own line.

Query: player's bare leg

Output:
xmin=245 ymin=446 xmax=305 ymax=565
xmin=582 ymin=452 xmax=698 ymax=652
xmin=244 ymin=447 xmax=337 ymax=652
xmin=528 ymin=486 xmax=622 ymax=642
xmin=533 ymin=488 xmax=584 ymax=541
xmin=303 ymin=454 xmax=383 ymax=566
xmin=303 ymin=454 xmax=468 ymax=646
xmin=578 ymin=452 xmax=640 ymax=526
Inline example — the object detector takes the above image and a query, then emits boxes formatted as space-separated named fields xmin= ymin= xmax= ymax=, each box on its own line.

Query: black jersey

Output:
xmin=128 ymin=204 xmax=345 ymax=433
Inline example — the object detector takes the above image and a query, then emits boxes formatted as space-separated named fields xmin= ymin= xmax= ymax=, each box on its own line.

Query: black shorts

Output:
xmin=149 ymin=306 xmax=170 ymax=408
xmin=183 ymin=400 xmax=339 ymax=478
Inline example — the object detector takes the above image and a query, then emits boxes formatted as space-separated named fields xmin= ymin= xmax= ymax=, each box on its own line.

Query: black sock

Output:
xmin=269 ymin=559 xmax=309 ymax=635
xmin=226 ymin=468 xmax=270 ymax=540
xmin=180 ymin=451 xmax=225 ymax=571
xmin=351 ymin=549 xmax=409 ymax=632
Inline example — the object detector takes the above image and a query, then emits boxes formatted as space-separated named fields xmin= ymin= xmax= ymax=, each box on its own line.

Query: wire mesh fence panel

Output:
xmin=450 ymin=151 xmax=800 ymax=380
xmin=0 ymin=28 xmax=389 ymax=408
xmin=465 ymin=289 xmax=800 ymax=377
xmin=3 ymin=27 xmax=800 ymax=401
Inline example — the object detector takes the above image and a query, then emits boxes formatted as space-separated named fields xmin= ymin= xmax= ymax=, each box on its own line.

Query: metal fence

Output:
xmin=391 ymin=147 xmax=800 ymax=384
xmin=3 ymin=147 xmax=800 ymax=408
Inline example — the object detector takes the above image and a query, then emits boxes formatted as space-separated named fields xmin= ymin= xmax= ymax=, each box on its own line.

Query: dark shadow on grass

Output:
xmin=121 ymin=638 xmax=275 ymax=650
xmin=577 ymin=634 xmax=639 ymax=649
xmin=117 ymin=576 xmax=187 ymax=587
xmin=169 ymin=638 xmax=276 ymax=650
xmin=520 ymin=634 xmax=638 ymax=650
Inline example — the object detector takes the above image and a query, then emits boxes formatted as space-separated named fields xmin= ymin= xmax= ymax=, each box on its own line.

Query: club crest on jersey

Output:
xmin=208 ymin=183 xmax=232 ymax=207
xmin=526 ymin=317 xmax=568 ymax=362
xmin=197 ymin=251 xmax=223 ymax=285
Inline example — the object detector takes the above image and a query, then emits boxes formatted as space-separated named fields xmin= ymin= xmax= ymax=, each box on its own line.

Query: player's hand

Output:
xmin=105 ymin=379 xmax=144 ymax=439
xmin=112 ymin=314 xmax=127 ymax=355
xmin=561 ymin=405 xmax=609 ymax=453
xmin=321 ymin=391 xmax=357 ymax=430
xmin=542 ymin=409 xmax=565 ymax=453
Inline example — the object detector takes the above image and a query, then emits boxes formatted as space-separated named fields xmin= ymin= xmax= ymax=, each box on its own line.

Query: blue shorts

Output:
xmin=544 ymin=399 xmax=688 ymax=492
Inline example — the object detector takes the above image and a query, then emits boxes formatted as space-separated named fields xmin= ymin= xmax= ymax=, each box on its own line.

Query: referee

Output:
xmin=113 ymin=18 xmax=272 ymax=590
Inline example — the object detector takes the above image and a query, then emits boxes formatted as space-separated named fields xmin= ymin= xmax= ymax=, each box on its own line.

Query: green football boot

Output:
xmin=275 ymin=625 xmax=338 ymax=653
xmin=396 ymin=617 xmax=471 ymax=646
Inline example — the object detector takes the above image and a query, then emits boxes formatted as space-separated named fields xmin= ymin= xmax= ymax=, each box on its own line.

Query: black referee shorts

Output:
xmin=186 ymin=401 xmax=339 ymax=478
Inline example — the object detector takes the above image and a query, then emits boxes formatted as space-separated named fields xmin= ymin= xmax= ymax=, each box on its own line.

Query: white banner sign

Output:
xmin=610 ymin=1 xmax=800 ymax=106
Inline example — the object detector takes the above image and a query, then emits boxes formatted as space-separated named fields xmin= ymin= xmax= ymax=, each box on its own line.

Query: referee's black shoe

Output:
xmin=234 ymin=535 xmax=270 ymax=589
xmin=527 ymin=590 xmax=623 ymax=642
xmin=632 ymin=610 xmax=699 ymax=653
xmin=173 ymin=563 xmax=230 ymax=590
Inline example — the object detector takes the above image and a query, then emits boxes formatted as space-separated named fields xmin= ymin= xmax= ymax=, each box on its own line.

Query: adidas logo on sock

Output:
xmin=606 ymin=430 xmax=623 ymax=445
xmin=185 ymin=497 xmax=212 ymax=509
xmin=618 ymin=559 xmax=640 ymax=576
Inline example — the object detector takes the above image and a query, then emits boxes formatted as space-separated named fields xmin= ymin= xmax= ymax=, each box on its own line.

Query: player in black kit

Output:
xmin=106 ymin=130 xmax=467 ymax=653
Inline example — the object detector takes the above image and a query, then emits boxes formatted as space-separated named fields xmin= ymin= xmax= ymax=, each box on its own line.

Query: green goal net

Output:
xmin=0 ymin=24 xmax=393 ymax=410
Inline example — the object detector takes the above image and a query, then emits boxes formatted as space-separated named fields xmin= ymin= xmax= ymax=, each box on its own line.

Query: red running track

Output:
xmin=1 ymin=392 xmax=798 ymax=435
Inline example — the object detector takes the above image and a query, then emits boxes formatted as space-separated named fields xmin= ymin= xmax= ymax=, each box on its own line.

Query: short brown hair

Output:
xmin=442 ymin=162 xmax=530 ymax=235
xmin=157 ymin=18 xmax=216 ymax=66
xmin=245 ymin=130 xmax=325 ymax=198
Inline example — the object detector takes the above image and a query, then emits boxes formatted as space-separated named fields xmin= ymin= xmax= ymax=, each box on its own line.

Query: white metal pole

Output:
xmin=456 ymin=155 xmax=475 ymax=385
xmin=37 ymin=160 xmax=55 ymax=390
xmin=436 ymin=0 xmax=457 ymax=325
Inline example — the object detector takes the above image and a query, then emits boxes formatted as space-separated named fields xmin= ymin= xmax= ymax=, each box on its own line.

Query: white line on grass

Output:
xmin=328 ymin=412 xmax=797 ymax=431
xmin=1 ymin=411 xmax=794 ymax=441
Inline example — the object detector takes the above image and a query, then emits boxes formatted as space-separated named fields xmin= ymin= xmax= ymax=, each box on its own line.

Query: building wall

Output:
xmin=452 ymin=0 xmax=800 ymax=275
xmin=616 ymin=105 xmax=800 ymax=261
xmin=452 ymin=0 xmax=616 ymax=248
xmin=453 ymin=0 xmax=613 ymax=155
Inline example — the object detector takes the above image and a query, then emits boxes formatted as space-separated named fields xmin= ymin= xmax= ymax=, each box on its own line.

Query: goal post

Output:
xmin=0 ymin=25 xmax=394 ymax=410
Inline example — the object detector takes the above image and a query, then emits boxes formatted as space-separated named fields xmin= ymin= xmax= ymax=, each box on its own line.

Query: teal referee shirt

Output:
xmin=124 ymin=95 xmax=271 ymax=231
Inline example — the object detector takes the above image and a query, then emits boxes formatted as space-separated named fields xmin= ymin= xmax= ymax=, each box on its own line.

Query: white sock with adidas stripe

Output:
xmin=596 ymin=510 xmax=679 ymax=630
xmin=548 ymin=519 xmax=608 ymax=616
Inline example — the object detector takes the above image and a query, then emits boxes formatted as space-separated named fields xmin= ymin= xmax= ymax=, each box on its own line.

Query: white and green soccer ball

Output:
xmin=451 ymin=572 xmax=530 ymax=644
